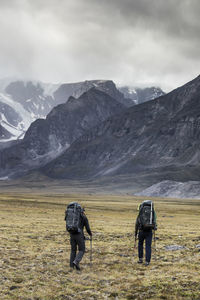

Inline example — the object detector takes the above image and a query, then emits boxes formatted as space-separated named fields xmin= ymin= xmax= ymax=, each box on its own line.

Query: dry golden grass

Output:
xmin=0 ymin=192 xmax=200 ymax=299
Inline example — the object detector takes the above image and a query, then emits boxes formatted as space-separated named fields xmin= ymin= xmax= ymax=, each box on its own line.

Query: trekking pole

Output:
xmin=133 ymin=234 xmax=137 ymax=256
xmin=90 ymin=237 xmax=92 ymax=267
xmin=154 ymin=230 xmax=156 ymax=251
xmin=134 ymin=236 xmax=137 ymax=249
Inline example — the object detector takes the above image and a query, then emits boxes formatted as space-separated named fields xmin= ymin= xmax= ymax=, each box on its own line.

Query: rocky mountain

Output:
xmin=40 ymin=74 xmax=200 ymax=182
xmin=136 ymin=180 xmax=200 ymax=199
xmin=0 ymin=88 xmax=125 ymax=178
xmin=0 ymin=79 xmax=130 ymax=142
xmin=0 ymin=78 xmax=165 ymax=142
xmin=54 ymin=80 xmax=133 ymax=107
xmin=118 ymin=86 xmax=165 ymax=104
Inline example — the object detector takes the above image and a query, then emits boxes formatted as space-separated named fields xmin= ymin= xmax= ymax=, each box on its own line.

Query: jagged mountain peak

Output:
xmin=47 ymin=87 xmax=125 ymax=119
xmin=0 ymin=77 xmax=165 ymax=142
xmin=40 ymin=74 xmax=200 ymax=181
xmin=118 ymin=85 xmax=165 ymax=104
xmin=0 ymin=78 xmax=129 ymax=142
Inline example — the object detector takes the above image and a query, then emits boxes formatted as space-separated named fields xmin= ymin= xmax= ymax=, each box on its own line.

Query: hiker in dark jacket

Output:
xmin=65 ymin=203 xmax=92 ymax=270
xmin=135 ymin=200 xmax=157 ymax=266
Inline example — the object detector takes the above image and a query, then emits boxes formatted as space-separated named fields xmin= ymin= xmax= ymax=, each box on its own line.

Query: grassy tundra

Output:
xmin=0 ymin=192 xmax=200 ymax=299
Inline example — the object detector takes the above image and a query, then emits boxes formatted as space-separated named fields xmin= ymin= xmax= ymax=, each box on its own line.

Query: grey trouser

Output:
xmin=70 ymin=233 xmax=85 ymax=267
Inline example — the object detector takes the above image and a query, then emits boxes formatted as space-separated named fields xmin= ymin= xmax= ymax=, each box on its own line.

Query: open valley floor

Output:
xmin=0 ymin=191 xmax=200 ymax=299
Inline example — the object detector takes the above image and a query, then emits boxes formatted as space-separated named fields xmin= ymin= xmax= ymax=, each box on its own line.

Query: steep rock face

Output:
xmin=24 ymin=88 xmax=125 ymax=149
xmin=118 ymin=86 xmax=165 ymax=104
xmin=41 ymin=75 xmax=200 ymax=180
xmin=0 ymin=88 xmax=125 ymax=177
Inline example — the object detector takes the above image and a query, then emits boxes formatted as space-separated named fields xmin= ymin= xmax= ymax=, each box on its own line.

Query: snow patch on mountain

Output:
xmin=0 ymin=93 xmax=34 ymax=140
xmin=0 ymin=114 xmax=21 ymax=140
xmin=0 ymin=176 xmax=9 ymax=180
xmin=0 ymin=93 xmax=32 ymax=129
xmin=118 ymin=86 xmax=165 ymax=104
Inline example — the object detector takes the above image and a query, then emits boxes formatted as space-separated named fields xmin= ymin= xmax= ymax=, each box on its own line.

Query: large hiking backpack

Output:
xmin=139 ymin=200 xmax=155 ymax=230
xmin=65 ymin=202 xmax=82 ymax=233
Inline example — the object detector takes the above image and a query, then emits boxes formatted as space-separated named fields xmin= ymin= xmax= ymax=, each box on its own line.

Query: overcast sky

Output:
xmin=0 ymin=0 xmax=200 ymax=92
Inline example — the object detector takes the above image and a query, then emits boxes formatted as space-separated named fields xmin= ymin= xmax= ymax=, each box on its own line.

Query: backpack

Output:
xmin=65 ymin=202 xmax=82 ymax=233
xmin=139 ymin=200 xmax=155 ymax=230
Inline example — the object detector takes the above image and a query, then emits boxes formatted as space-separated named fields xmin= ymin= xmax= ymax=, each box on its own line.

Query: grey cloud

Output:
xmin=0 ymin=0 xmax=200 ymax=91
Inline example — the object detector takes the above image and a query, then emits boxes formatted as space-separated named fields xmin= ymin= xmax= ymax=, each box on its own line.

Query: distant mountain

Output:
xmin=2 ymin=74 xmax=200 ymax=188
xmin=0 ymin=88 xmax=125 ymax=178
xmin=118 ymin=86 xmax=165 ymax=104
xmin=54 ymin=80 xmax=133 ymax=107
xmin=40 ymin=74 xmax=200 ymax=183
xmin=0 ymin=79 xmax=130 ymax=141
xmin=0 ymin=78 xmax=165 ymax=142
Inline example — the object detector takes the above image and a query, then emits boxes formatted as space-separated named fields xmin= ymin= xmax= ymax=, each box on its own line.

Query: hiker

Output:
xmin=135 ymin=200 xmax=157 ymax=266
xmin=65 ymin=202 xmax=92 ymax=271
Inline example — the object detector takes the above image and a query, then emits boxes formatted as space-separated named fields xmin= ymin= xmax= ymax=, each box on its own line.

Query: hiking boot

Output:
xmin=73 ymin=261 xmax=81 ymax=271
xmin=145 ymin=262 xmax=150 ymax=266
xmin=137 ymin=258 xmax=143 ymax=264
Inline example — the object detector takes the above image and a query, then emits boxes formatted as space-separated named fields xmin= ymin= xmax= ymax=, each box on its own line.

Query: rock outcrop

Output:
xmin=136 ymin=180 xmax=200 ymax=199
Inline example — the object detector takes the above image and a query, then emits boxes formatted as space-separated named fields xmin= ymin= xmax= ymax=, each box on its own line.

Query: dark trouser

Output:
xmin=70 ymin=233 xmax=85 ymax=267
xmin=138 ymin=230 xmax=152 ymax=263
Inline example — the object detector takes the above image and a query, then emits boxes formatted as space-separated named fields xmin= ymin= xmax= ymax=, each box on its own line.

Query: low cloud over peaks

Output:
xmin=0 ymin=0 xmax=200 ymax=91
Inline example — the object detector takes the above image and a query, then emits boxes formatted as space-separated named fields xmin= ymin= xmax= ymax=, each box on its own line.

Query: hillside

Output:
xmin=41 ymin=75 xmax=200 ymax=183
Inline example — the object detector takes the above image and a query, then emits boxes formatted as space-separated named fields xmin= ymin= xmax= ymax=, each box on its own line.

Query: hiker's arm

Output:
xmin=84 ymin=215 xmax=92 ymax=236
